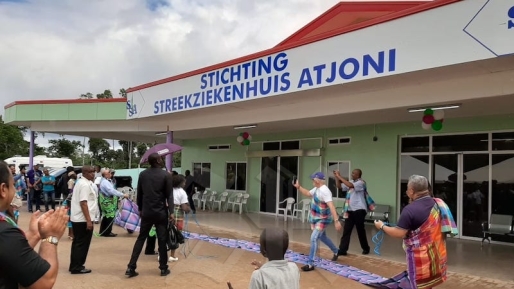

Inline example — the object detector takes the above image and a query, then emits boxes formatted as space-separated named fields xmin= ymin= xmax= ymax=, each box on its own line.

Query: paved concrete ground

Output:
xmin=16 ymin=211 xmax=514 ymax=289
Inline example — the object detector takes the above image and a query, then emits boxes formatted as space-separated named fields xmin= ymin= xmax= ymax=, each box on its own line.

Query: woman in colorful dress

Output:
xmin=374 ymin=175 xmax=458 ymax=289
xmin=164 ymin=174 xmax=190 ymax=262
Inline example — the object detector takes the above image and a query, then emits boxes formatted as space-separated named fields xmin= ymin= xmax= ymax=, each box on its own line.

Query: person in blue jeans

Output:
xmin=293 ymin=172 xmax=342 ymax=271
xmin=41 ymin=168 xmax=56 ymax=211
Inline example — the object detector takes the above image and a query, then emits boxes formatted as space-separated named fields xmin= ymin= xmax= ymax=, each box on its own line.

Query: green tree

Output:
xmin=119 ymin=88 xmax=127 ymax=98
xmin=135 ymin=142 xmax=149 ymax=157
xmin=47 ymin=138 xmax=82 ymax=158
xmin=173 ymin=151 xmax=181 ymax=167
xmin=80 ymin=92 xmax=93 ymax=99
xmin=96 ymin=89 xmax=113 ymax=99
xmin=0 ymin=115 xmax=28 ymax=160
xmin=88 ymin=138 xmax=110 ymax=162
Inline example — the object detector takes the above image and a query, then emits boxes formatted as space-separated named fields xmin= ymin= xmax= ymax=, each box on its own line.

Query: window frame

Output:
xmin=326 ymin=160 xmax=351 ymax=200
xmin=192 ymin=162 xmax=212 ymax=189
xmin=225 ymin=161 xmax=247 ymax=191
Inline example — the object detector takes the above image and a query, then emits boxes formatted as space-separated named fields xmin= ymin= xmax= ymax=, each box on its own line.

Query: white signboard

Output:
xmin=126 ymin=0 xmax=514 ymax=119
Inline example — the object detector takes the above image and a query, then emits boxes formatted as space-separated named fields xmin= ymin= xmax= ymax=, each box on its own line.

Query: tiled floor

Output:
xmin=14 ymin=209 xmax=514 ymax=289
xmin=191 ymin=210 xmax=514 ymax=281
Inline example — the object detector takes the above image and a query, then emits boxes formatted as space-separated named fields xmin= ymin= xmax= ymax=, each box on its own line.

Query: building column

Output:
xmin=166 ymin=131 xmax=173 ymax=172
xmin=29 ymin=131 xmax=35 ymax=169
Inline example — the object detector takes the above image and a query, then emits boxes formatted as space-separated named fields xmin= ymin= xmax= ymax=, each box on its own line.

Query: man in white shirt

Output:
xmin=293 ymin=172 xmax=341 ymax=271
xmin=69 ymin=165 xmax=98 ymax=275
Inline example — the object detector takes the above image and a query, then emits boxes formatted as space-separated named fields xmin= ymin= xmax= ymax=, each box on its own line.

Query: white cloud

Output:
xmin=0 ymin=0 xmax=339 ymax=110
xmin=1 ymin=0 xmax=413 ymax=151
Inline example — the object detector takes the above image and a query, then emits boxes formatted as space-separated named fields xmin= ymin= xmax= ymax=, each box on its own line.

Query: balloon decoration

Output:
xmin=236 ymin=132 xmax=252 ymax=146
xmin=421 ymin=109 xmax=445 ymax=131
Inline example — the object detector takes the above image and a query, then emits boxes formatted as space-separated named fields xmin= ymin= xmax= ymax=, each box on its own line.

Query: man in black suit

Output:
xmin=125 ymin=153 xmax=173 ymax=277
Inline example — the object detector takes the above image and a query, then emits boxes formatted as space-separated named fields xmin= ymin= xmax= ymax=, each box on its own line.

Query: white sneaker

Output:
xmin=158 ymin=256 xmax=179 ymax=262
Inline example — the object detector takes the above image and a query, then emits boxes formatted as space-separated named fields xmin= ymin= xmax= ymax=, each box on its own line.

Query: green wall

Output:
xmin=4 ymin=102 xmax=126 ymax=123
xmin=181 ymin=114 xmax=514 ymax=221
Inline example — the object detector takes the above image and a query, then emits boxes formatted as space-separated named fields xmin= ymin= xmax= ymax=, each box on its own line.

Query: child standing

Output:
xmin=227 ymin=228 xmax=300 ymax=289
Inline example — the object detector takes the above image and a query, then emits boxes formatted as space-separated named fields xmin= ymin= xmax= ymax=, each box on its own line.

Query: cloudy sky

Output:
xmin=0 ymin=0 xmax=420 ymax=151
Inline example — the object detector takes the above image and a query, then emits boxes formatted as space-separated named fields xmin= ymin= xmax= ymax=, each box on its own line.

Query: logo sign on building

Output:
xmin=126 ymin=96 xmax=138 ymax=118
xmin=127 ymin=0 xmax=514 ymax=119
xmin=509 ymin=6 xmax=514 ymax=29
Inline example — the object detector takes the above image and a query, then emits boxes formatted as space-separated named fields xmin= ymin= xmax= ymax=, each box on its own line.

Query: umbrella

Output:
xmin=139 ymin=143 xmax=183 ymax=164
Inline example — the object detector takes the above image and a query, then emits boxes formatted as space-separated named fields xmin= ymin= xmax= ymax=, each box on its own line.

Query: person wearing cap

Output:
xmin=293 ymin=172 xmax=341 ymax=272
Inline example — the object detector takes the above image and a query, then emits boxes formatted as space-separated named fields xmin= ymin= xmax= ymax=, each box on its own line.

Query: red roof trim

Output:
xmin=4 ymin=98 xmax=126 ymax=109
xmin=126 ymin=0 xmax=460 ymax=93
xmin=275 ymin=1 xmax=424 ymax=48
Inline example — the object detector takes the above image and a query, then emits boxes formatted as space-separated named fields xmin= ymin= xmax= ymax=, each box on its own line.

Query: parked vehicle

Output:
xmin=5 ymin=155 xmax=73 ymax=173
xmin=50 ymin=166 xmax=82 ymax=199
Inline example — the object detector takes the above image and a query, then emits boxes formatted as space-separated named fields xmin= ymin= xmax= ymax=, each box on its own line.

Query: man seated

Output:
xmin=227 ymin=228 xmax=300 ymax=289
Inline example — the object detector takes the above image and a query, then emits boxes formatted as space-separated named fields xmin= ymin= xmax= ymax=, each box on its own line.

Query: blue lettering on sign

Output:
xmin=508 ymin=6 xmax=514 ymax=29
xmin=297 ymin=49 xmax=396 ymax=89
xmin=152 ymin=49 xmax=396 ymax=115
xmin=127 ymin=98 xmax=137 ymax=117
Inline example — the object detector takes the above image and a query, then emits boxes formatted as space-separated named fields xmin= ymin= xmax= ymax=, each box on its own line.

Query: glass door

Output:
xmin=432 ymin=154 xmax=460 ymax=237
xmin=259 ymin=156 xmax=299 ymax=214
xmin=278 ymin=157 xmax=299 ymax=210
xmin=260 ymin=157 xmax=278 ymax=213
xmin=461 ymin=154 xmax=490 ymax=238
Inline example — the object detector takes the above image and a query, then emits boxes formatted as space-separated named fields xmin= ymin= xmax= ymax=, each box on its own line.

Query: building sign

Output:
xmin=127 ymin=0 xmax=514 ymax=119
xmin=508 ymin=5 xmax=514 ymax=29
xmin=151 ymin=49 xmax=396 ymax=115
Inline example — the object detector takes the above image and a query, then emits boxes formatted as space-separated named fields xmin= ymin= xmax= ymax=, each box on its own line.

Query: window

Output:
xmin=492 ymin=132 xmax=514 ymax=151
xmin=263 ymin=142 xmax=280 ymax=151
xmin=193 ymin=162 xmax=211 ymax=189
xmin=208 ymin=144 xmax=231 ymax=151
xmin=326 ymin=161 xmax=350 ymax=199
xmin=263 ymin=141 xmax=300 ymax=151
xmin=432 ymin=133 xmax=488 ymax=152
xmin=328 ymin=137 xmax=351 ymax=146
xmin=226 ymin=162 xmax=247 ymax=191
xmin=400 ymin=155 xmax=429 ymax=212
xmin=281 ymin=141 xmax=300 ymax=150
xmin=401 ymin=137 xmax=429 ymax=153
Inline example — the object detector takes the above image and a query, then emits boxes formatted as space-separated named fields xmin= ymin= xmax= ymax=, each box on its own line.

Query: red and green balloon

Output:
xmin=421 ymin=109 xmax=444 ymax=131
xmin=236 ymin=132 xmax=252 ymax=146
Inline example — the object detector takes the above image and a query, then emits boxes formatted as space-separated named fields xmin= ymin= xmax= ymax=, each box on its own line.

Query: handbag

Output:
xmin=167 ymin=222 xmax=185 ymax=250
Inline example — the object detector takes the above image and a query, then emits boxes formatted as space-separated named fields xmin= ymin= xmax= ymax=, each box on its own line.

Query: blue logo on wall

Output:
xmin=127 ymin=97 xmax=138 ymax=117
xmin=508 ymin=6 xmax=514 ymax=29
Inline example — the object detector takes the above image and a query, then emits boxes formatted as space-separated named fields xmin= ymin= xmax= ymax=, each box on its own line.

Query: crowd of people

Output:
xmin=0 ymin=154 xmax=458 ymax=289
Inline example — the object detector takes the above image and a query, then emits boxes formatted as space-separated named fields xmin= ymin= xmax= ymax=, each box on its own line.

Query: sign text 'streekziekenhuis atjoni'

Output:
xmin=152 ymin=49 xmax=396 ymax=115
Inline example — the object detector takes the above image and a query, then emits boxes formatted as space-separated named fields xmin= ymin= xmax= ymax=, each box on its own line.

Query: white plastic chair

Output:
xmin=232 ymin=193 xmax=245 ymax=214
xmin=293 ymin=198 xmax=311 ymax=223
xmin=227 ymin=193 xmax=243 ymax=212
xmin=206 ymin=191 xmax=218 ymax=210
xmin=276 ymin=197 xmax=296 ymax=221
xmin=212 ymin=192 xmax=229 ymax=211
xmin=241 ymin=193 xmax=250 ymax=214
xmin=200 ymin=191 xmax=211 ymax=211
xmin=192 ymin=192 xmax=200 ymax=208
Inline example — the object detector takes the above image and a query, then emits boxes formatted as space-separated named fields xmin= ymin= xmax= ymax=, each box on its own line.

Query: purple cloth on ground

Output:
xmin=182 ymin=231 xmax=412 ymax=288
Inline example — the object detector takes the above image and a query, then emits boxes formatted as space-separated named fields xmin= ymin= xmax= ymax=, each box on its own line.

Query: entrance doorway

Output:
xmin=259 ymin=156 xmax=299 ymax=214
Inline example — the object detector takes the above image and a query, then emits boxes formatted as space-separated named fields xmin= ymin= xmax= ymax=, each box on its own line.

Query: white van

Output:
xmin=4 ymin=155 xmax=73 ymax=173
